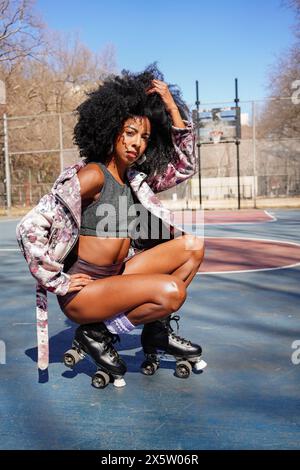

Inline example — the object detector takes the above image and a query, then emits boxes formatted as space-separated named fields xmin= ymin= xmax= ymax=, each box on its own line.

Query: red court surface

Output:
xmin=173 ymin=209 xmax=275 ymax=225
xmin=203 ymin=209 xmax=275 ymax=224
xmin=199 ymin=237 xmax=300 ymax=273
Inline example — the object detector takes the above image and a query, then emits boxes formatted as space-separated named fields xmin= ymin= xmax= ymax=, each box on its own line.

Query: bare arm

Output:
xmin=77 ymin=162 xmax=105 ymax=202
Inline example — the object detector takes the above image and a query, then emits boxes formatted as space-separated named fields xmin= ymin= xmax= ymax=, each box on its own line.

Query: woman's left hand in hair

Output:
xmin=146 ymin=79 xmax=186 ymax=128
xmin=146 ymin=79 xmax=178 ymax=113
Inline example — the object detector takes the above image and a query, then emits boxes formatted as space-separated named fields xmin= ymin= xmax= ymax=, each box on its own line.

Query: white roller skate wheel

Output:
xmin=113 ymin=378 xmax=126 ymax=388
xmin=194 ymin=359 xmax=207 ymax=371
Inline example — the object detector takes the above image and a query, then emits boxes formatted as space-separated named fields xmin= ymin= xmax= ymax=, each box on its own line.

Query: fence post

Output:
xmin=195 ymin=80 xmax=202 ymax=209
xmin=58 ymin=114 xmax=64 ymax=172
xmin=235 ymin=79 xmax=241 ymax=210
xmin=3 ymin=113 xmax=11 ymax=210
xmin=28 ymin=168 xmax=32 ymax=205
xmin=252 ymin=101 xmax=257 ymax=208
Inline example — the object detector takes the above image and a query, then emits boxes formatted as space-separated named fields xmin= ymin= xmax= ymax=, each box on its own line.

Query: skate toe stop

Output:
xmin=194 ymin=359 xmax=207 ymax=371
xmin=113 ymin=378 xmax=126 ymax=388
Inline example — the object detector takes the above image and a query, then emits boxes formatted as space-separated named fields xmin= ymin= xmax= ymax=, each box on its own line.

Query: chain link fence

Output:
xmin=1 ymin=97 xmax=300 ymax=212
xmin=0 ymin=112 xmax=78 ymax=210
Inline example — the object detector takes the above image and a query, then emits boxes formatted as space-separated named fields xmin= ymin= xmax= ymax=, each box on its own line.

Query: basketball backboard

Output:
xmin=192 ymin=106 xmax=241 ymax=144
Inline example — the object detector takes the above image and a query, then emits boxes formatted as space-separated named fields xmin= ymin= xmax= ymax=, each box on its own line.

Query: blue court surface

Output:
xmin=0 ymin=209 xmax=300 ymax=450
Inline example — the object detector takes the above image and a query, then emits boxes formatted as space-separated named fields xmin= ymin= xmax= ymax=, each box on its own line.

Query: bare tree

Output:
xmin=0 ymin=3 xmax=118 ymax=207
xmin=259 ymin=1 xmax=300 ymax=139
xmin=0 ymin=0 xmax=45 ymax=66
xmin=250 ymin=1 xmax=300 ymax=197
xmin=1 ymin=32 xmax=118 ymax=205
xmin=5 ymin=32 xmax=117 ymax=115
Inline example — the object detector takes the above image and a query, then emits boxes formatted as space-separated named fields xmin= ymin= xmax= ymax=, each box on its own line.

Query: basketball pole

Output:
xmin=195 ymin=80 xmax=202 ymax=209
xmin=235 ymin=78 xmax=241 ymax=210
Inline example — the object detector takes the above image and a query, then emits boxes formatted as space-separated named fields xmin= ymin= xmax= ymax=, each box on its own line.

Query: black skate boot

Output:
xmin=141 ymin=315 xmax=207 ymax=378
xmin=63 ymin=322 xmax=127 ymax=388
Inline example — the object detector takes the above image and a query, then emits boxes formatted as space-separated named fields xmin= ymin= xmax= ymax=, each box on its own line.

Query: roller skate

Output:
xmin=63 ymin=322 xmax=127 ymax=388
xmin=140 ymin=315 xmax=207 ymax=378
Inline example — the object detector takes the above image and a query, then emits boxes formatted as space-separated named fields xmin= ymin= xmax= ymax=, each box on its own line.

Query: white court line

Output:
xmin=197 ymin=236 xmax=300 ymax=275
xmin=264 ymin=210 xmax=277 ymax=222
xmin=0 ymin=248 xmax=19 ymax=251
xmin=0 ymin=218 xmax=21 ymax=222
xmin=204 ymin=235 xmax=300 ymax=244
xmin=197 ymin=262 xmax=300 ymax=275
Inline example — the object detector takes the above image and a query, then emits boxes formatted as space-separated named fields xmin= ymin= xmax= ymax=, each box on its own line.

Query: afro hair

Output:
xmin=73 ymin=62 xmax=190 ymax=178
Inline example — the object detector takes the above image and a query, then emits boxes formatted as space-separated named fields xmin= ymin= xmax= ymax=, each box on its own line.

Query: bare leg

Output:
xmin=123 ymin=235 xmax=206 ymax=373
xmin=63 ymin=273 xmax=186 ymax=326
xmin=123 ymin=234 xmax=204 ymax=286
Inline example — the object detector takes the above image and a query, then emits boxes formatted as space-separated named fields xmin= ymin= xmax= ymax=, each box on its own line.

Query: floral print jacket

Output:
xmin=16 ymin=120 xmax=197 ymax=370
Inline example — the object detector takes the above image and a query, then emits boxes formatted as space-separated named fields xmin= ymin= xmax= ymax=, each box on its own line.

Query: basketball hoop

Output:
xmin=209 ymin=130 xmax=223 ymax=144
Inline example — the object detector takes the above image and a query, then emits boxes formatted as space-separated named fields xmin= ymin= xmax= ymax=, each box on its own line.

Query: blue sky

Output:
xmin=36 ymin=0 xmax=296 ymax=107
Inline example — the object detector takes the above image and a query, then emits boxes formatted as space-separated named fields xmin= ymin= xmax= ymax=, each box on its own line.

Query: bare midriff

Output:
xmin=78 ymin=235 xmax=131 ymax=265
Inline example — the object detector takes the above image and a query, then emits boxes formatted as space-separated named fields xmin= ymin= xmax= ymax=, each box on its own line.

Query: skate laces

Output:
xmin=104 ymin=333 xmax=120 ymax=361
xmin=167 ymin=315 xmax=192 ymax=346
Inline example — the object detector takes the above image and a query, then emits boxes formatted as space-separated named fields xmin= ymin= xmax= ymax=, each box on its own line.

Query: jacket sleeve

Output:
xmin=16 ymin=193 xmax=71 ymax=295
xmin=146 ymin=120 xmax=197 ymax=193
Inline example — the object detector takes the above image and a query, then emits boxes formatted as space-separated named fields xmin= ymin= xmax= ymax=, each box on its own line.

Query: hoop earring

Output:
xmin=136 ymin=154 xmax=147 ymax=165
